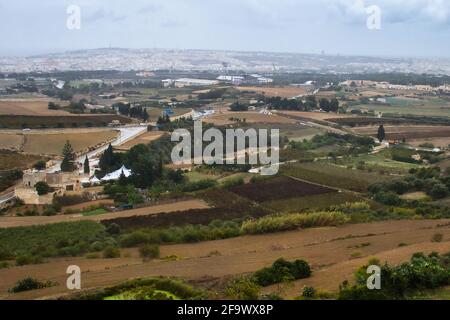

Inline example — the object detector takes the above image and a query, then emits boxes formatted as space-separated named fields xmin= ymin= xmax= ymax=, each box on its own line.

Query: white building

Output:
xmin=174 ymin=78 xmax=219 ymax=87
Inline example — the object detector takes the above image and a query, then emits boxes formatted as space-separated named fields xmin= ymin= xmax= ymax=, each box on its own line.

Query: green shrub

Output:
xmin=15 ymin=255 xmax=43 ymax=266
xmin=431 ymin=233 xmax=444 ymax=243
xmin=302 ymin=286 xmax=317 ymax=299
xmin=241 ymin=211 xmax=349 ymax=235
xmin=103 ymin=246 xmax=121 ymax=259
xmin=9 ymin=277 xmax=54 ymax=293
xmin=0 ymin=221 xmax=107 ymax=259
xmin=339 ymin=252 xmax=450 ymax=300
xmin=139 ymin=244 xmax=160 ymax=260
xmin=253 ymin=258 xmax=311 ymax=286
xmin=226 ymin=277 xmax=261 ymax=300
xmin=35 ymin=181 xmax=51 ymax=196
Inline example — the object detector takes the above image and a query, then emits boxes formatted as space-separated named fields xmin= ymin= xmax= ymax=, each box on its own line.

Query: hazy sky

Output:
xmin=2 ymin=0 xmax=450 ymax=57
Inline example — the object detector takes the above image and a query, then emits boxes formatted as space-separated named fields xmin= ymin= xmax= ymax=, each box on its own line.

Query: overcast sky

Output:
xmin=2 ymin=0 xmax=450 ymax=58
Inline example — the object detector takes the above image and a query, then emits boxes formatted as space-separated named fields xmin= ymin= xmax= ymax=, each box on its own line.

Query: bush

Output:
xmin=103 ymin=246 xmax=121 ymax=259
xmin=241 ymin=211 xmax=349 ymax=235
xmin=373 ymin=191 xmax=403 ymax=206
xmin=106 ymin=223 xmax=121 ymax=235
xmin=253 ymin=258 xmax=311 ymax=286
xmin=139 ymin=244 xmax=160 ymax=260
xmin=226 ymin=277 xmax=261 ymax=300
xmin=302 ymin=286 xmax=317 ymax=299
xmin=33 ymin=160 xmax=47 ymax=171
xmin=9 ymin=277 xmax=54 ymax=293
xmin=428 ymin=183 xmax=449 ymax=200
xmin=431 ymin=233 xmax=444 ymax=243
xmin=15 ymin=255 xmax=43 ymax=266
xmin=339 ymin=252 xmax=450 ymax=300
xmin=35 ymin=181 xmax=51 ymax=196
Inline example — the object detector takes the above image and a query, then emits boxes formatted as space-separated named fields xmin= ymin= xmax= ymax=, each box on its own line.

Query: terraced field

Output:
xmin=281 ymin=162 xmax=391 ymax=192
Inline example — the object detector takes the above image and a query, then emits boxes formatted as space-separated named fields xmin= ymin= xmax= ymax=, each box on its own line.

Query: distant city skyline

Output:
xmin=2 ymin=0 xmax=450 ymax=58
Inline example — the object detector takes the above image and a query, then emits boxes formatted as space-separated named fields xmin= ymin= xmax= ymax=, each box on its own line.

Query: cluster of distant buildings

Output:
xmin=162 ymin=74 xmax=274 ymax=88
xmin=339 ymin=80 xmax=450 ymax=93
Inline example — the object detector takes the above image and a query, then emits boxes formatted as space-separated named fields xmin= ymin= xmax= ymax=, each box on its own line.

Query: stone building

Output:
xmin=15 ymin=171 xmax=87 ymax=205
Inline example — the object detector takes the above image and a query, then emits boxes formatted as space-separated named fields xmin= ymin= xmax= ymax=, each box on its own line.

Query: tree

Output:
xmin=142 ymin=108 xmax=149 ymax=122
xmin=377 ymin=125 xmax=386 ymax=142
xmin=330 ymin=98 xmax=339 ymax=112
xmin=99 ymin=144 xmax=119 ymax=174
xmin=118 ymin=170 xmax=128 ymax=185
xmin=35 ymin=181 xmax=51 ymax=196
xmin=33 ymin=160 xmax=46 ymax=171
xmin=83 ymin=157 xmax=90 ymax=175
xmin=319 ymin=98 xmax=331 ymax=112
xmin=61 ymin=141 xmax=75 ymax=172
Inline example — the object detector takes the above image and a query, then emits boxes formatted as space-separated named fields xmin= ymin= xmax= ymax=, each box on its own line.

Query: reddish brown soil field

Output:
xmin=0 ymin=199 xmax=209 ymax=228
xmin=229 ymin=176 xmax=335 ymax=202
xmin=1 ymin=219 xmax=449 ymax=300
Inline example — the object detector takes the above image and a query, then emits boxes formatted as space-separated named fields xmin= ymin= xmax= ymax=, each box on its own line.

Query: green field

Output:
xmin=0 ymin=221 xmax=107 ymax=259
xmin=349 ymin=97 xmax=450 ymax=118
xmin=337 ymin=152 xmax=421 ymax=175
xmin=281 ymin=162 xmax=391 ymax=192
xmin=262 ymin=192 xmax=363 ymax=213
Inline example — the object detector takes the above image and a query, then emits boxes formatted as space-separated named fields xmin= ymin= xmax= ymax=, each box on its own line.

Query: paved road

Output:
xmin=0 ymin=191 xmax=14 ymax=205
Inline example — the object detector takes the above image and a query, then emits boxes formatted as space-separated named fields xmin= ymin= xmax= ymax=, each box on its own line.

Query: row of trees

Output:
xmin=318 ymin=98 xmax=340 ymax=113
xmin=114 ymin=103 xmax=149 ymax=122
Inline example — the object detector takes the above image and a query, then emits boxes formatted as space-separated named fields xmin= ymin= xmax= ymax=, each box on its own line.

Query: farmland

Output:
xmin=262 ymin=192 xmax=363 ymax=213
xmin=348 ymin=97 xmax=450 ymax=118
xmin=281 ymin=162 xmax=391 ymax=192
xmin=236 ymin=86 xmax=310 ymax=98
xmin=203 ymin=111 xmax=297 ymax=126
xmin=0 ymin=129 xmax=119 ymax=155
xmin=0 ymin=98 xmax=70 ymax=116
xmin=0 ymin=150 xmax=44 ymax=171
xmin=229 ymin=176 xmax=335 ymax=203
xmin=351 ymin=125 xmax=450 ymax=141
xmin=1 ymin=219 xmax=449 ymax=300
xmin=0 ymin=114 xmax=132 ymax=129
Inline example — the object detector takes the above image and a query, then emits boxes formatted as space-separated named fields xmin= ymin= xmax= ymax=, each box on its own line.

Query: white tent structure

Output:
xmin=101 ymin=165 xmax=132 ymax=182
xmin=90 ymin=176 xmax=101 ymax=185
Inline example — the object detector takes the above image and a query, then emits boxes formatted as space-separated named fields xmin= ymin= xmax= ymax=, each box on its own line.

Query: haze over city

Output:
xmin=2 ymin=0 xmax=450 ymax=58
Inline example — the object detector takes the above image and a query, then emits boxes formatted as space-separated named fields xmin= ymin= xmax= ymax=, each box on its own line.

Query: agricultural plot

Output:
xmin=203 ymin=111 xmax=297 ymax=126
xmin=236 ymin=86 xmax=310 ymax=98
xmin=2 ymin=219 xmax=449 ymax=300
xmin=229 ymin=176 xmax=335 ymax=203
xmin=281 ymin=162 xmax=390 ymax=192
xmin=278 ymin=111 xmax=349 ymax=121
xmin=348 ymin=97 xmax=450 ymax=118
xmin=0 ymin=150 xmax=44 ymax=171
xmin=352 ymin=125 xmax=450 ymax=141
xmin=0 ymin=99 xmax=70 ymax=116
xmin=21 ymin=130 xmax=119 ymax=155
xmin=262 ymin=192 xmax=362 ymax=213
xmin=0 ymin=114 xmax=132 ymax=129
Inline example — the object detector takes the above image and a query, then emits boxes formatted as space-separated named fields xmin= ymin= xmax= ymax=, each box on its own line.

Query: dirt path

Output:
xmin=0 ymin=199 xmax=209 ymax=228
xmin=1 ymin=219 xmax=449 ymax=299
